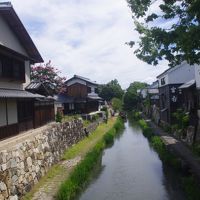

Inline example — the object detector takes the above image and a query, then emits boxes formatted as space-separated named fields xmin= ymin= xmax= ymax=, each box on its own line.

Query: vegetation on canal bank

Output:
xmin=56 ymin=117 xmax=124 ymax=200
xmin=135 ymin=116 xmax=200 ymax=200
xmin=23 ymin=117 xmax=118 ymax=200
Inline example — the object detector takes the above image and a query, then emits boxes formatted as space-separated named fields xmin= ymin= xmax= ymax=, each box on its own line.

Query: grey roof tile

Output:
xmin=0 ymin=89 xmax=44 ymax=98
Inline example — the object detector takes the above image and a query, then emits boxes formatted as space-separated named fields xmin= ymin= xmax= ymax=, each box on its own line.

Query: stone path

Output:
xmin=32 ymin=156 xmax=81 ymax=200
xmin=148 ymin=120 xmax=200 ymax=182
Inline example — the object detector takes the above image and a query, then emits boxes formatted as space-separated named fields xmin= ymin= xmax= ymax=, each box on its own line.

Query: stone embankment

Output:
xmin=148 ymin=120 xmax=200 ymax=183
xmin=0 ymin=119 xmax=99 ymax=200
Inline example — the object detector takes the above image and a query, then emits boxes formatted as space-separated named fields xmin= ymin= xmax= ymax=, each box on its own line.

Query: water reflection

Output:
xmin=79 ymin=121 xmax=186 ymax=200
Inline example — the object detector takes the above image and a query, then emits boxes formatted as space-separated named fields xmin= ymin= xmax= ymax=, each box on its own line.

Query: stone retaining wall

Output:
xmin=0 ymin=119 xmax=98 ymax=200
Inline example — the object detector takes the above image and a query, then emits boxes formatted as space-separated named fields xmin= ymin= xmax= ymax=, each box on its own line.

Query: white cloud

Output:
xmin=10 ymin=0 xmax=168 ymax=89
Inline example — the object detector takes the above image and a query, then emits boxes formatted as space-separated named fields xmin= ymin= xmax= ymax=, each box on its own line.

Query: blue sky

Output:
xmin=10 ymin=0 xmax=168 ymax=88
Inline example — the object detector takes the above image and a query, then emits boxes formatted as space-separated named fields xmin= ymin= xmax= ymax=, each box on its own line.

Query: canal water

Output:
xmin=79 ymin=120 xmax=186 ymax=200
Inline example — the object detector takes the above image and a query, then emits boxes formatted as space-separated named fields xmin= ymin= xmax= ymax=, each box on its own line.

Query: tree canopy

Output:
xmin=127 ymin=0 xmax=200 ymax=67
xmin=111 ymin=97 xmax=123 ymax=112
xmin=124 ymin=81 xmax=148 ymax=110
xmin=31 ymin=61 xmax=66 ymax=94
xmin=98 ymin=79 xmax=124 ymax=101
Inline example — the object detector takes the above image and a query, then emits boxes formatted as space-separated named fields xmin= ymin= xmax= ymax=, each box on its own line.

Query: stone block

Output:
xmin=9 ymin=195 xmax=18 ymax=200
xmin=0 ymin=181 xmax=7 ymax=191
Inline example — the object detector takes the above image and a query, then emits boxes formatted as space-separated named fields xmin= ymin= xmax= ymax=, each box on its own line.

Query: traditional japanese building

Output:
xmin=0 ymin=2 xmax=54 ymax=140
xmin=157 ymin=62 xmax=198 ymax=124
xmin=63 ymin=75 xmax=103 ymax=114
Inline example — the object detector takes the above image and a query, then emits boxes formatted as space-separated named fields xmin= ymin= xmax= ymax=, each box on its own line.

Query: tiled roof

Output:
xmin=0 ymin=89 xmax=44 ymax=98
xmin=65 ymin=75 xmax=98 ymax=85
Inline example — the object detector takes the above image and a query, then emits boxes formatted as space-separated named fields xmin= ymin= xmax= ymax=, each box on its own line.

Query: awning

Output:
xmin=179 ymin=79 xmax=195 ymax=89
xmin=0 ymin=89 xmax=44 ymax=98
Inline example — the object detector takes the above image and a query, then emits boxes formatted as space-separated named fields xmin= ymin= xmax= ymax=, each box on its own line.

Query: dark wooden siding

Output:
xmin=159 ymin=84 xmax=183 ymax=124
xmin=67 ymin=83 xmax=87 ymax=98
xmin=34 ymin=104 xmax=55 ymax=128
xmin=0 ymin=123 xmax=18 ymax=140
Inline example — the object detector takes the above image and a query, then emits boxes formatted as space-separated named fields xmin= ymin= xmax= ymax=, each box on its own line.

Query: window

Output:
xmin=87 ymin=87 xmax=91 ymax=93
xmin=161 ymin=77 xmax=166 ymax=85
xmin=69 ymin=103 xmax=74 ymax=110
xmin=0 ymin=54 xmax=25 ymax=82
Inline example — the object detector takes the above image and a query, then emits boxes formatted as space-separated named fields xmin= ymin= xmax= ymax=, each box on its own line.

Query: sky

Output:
xmin=9 ymin=0 xmax=168 ymax=89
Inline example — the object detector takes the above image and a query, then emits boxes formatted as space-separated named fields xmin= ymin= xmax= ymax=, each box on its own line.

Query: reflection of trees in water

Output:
xmin=161 ymin=159 xmax=187 ymax=200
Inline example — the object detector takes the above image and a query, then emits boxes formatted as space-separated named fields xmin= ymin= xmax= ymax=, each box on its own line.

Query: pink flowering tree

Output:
xmin=31 ymin=61 xmax=66 ymax=94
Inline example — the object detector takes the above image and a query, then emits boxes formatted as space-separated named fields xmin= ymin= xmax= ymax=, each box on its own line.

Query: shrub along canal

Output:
xmin=79 ymin=120 xmax=186 ymax=200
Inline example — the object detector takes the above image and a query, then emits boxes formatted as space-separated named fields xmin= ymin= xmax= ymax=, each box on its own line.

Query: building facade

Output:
xmin=0 ymin=2 xmax=54 ymax=140
xmin=63 ymin=75 xmax=102 ymax=114
xmin=157 ymin=62 xmax=197 ymax=124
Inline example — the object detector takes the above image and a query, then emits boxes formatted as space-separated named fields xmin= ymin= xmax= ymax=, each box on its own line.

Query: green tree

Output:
xmin=99 ymin=79 xmax=124 ymax=101
xmin=112 ymin=98 xmax=123 ymax=112
xmin=127 ymin=0 xmax=200 ymax=67
xmin=124 ymin=81 xmax=147 ymax=110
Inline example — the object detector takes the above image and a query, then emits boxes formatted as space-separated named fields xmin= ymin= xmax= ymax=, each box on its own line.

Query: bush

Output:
xmin=103 ymin=131 xmax=114 ymax=146
xmin=56 ymin=111 xmax=63 ymax=123
xmin=182 ymin=176 xmax=200 ymax=200
xmin=92 ymin=114 xmax=99 ymax=122
xmin=173 ymin=109 xmax=189 ymax=130
xmin=101 ymin=106 xmax=109 ymax=119
xmin=138 ymin=119 xmax=153 ymax=139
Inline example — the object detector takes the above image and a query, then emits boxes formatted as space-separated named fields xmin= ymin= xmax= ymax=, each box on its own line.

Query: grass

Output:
xmin=62 ymin=115 xmax=81 ymax=122
xmin=23 ymin=117 xmax=117 ymax=200
xmin=57 ymin=117 xmax=124 ymax=200
xmin=22 ymin=165 xmax=65 ymax=200
xmin=62 ymin=117 xmax=117 ymax=160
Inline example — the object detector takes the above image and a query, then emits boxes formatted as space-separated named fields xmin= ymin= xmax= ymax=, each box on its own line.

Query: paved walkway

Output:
xmin=32 ymin=156 xmax=81 ymax=200
xmin=148 ymin=120 xmax=200 ymax=182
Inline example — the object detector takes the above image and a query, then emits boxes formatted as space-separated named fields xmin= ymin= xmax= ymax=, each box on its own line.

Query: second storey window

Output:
xmin=161 ymin=77 xmax=166 ymax=85
xmin=0 ymin=54 xmax=25 ymax=82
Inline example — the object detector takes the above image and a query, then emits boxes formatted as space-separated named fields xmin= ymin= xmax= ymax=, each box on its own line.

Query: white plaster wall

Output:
xmin=54 ymin=103 xmax=63 ymax=115
xmin=7 ymin=99 xmax=18 ymax=125
xmin=0 ymin=15 xmax=28 ymax=56
xmin=168 ymin=63 xmax=195 ymax=84
xmin=23 ymin=61 xmax=31 ymax=89
xmin=195 ymin=64 xmax=200 ymax=89
xmin=0 ymin=99 xmax=6 ymax=127
xmin=0 ymin=81 xmax=23 ymax=90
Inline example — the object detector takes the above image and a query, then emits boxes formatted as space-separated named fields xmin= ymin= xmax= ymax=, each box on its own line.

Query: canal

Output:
xmin=79 ymin=120 xmax=186 ymax=200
